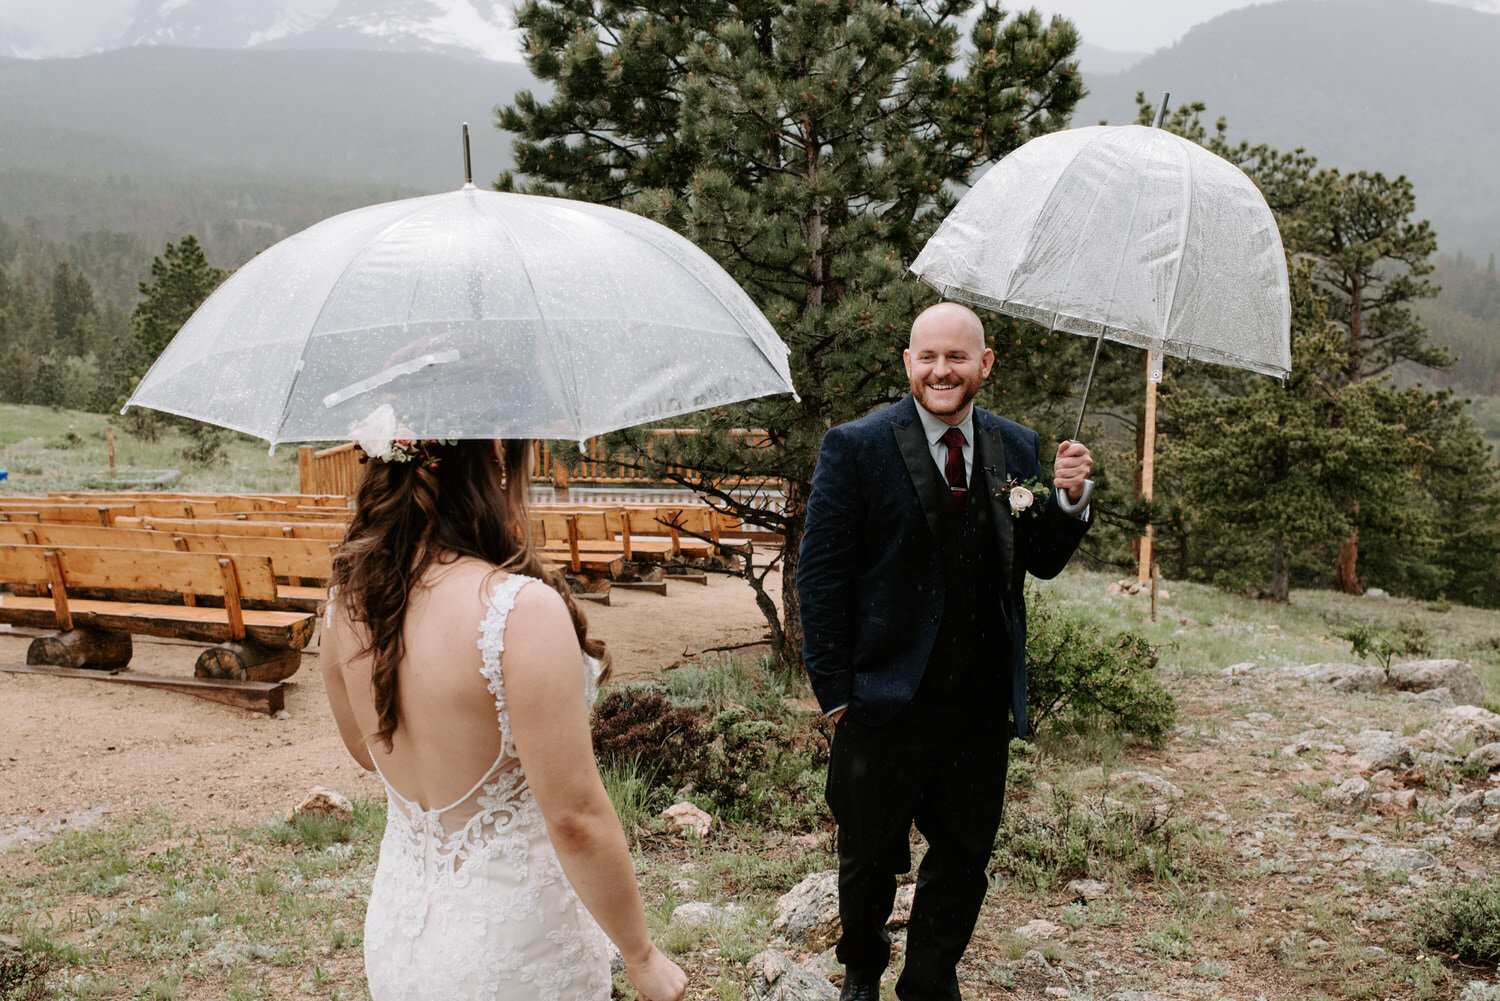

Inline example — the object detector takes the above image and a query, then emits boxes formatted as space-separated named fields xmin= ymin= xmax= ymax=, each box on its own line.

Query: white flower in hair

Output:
xmin=350 ymin=403 xmax=400 ymax=462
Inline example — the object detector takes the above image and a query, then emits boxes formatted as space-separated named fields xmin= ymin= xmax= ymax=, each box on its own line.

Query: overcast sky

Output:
xmin=0 ymin=0 xmax=1494 ymax=59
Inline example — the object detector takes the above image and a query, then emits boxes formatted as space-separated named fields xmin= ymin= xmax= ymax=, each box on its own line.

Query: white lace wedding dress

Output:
xmin=362 ymin=574 xmax=612 ymax=1000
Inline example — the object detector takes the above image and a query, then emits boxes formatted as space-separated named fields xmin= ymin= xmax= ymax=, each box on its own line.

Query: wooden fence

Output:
xmin=298 ymin=431 xmax=781 ymax=497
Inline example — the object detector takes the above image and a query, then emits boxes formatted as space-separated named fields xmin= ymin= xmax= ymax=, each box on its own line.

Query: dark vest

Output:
xmin=920 ymin=447 xmax=1010 ymax=698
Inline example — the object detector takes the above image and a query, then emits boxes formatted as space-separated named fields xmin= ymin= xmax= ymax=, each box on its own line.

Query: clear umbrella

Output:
xmin=909 ymin=123 xmax=1290 ymax=438
xmin=126 ymin=185 xmax=797 ymax=446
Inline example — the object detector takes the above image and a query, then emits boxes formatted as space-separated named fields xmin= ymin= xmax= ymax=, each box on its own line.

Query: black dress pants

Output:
xmin=826 ymin=689 xmax=1010 ymax=1001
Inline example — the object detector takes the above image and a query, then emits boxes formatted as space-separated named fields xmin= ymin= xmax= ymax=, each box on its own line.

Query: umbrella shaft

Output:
xmin=1072 ymin=329 xmax=1106 ymax=443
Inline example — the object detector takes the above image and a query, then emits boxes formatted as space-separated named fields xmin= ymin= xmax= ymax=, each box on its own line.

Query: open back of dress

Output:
xmin=362 ymin=574 xmax=611 ymax=1000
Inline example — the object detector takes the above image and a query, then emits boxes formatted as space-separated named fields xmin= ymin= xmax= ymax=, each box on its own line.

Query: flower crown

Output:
xmin=349 ymin=404 xmax=454 ymax=470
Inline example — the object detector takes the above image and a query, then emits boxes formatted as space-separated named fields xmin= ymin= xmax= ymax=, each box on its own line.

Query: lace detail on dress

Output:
xmin=362 ymin=573 xmax=610 ymax=1000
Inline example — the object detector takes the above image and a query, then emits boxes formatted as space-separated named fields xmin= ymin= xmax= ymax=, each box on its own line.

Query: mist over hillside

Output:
xmin=1076 ymin=0 xmax=1500 ymax=260
xmin=0 ymin=46 xmax=534 ymax=269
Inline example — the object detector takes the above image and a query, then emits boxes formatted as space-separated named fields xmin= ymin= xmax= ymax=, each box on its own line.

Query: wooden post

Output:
xmin=616 ymin=507 xmax=633 ymax=561
xmin=42 ymin=550 xmax=73 ymax=631
xmin=1138 ymin=350 xmax=1159 ymax=584
xmin=297 ymin=446 xmax=316 ymax=495
xmin=564 ymin=516 xmax=582 ymax=573
xmin=217 ymin=557 xmax=246 ymax=641
xmin=107 ymin=426 xmax=116 ymax=476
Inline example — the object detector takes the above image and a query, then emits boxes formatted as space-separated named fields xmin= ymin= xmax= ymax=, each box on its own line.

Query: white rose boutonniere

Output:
xmin=999 ymin=476 xmax=1048 ymax=519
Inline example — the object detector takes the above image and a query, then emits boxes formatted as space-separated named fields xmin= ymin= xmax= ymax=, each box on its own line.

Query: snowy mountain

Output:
xmin=83 ymin=0 xmax=522 ymax=62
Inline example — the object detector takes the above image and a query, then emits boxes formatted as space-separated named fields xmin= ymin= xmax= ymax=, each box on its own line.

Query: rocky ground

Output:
xmin=727 ymin=656 xmax=1500 ymax=1000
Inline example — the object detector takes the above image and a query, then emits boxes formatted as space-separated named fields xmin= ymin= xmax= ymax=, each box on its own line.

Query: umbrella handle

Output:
xmin=1053 ymin=477 xmax=1094 ymax=516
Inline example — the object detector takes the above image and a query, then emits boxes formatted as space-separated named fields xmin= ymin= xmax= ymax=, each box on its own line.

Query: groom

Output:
xmin=797 ymin=302 xmax=1093 ymax=1001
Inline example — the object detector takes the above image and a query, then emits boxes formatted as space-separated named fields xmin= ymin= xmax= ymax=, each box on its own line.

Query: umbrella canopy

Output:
xmin=126 ymin=186 xmax=797 ymax=445
xmin=909 ymin=124 xmax=1291 ymax=381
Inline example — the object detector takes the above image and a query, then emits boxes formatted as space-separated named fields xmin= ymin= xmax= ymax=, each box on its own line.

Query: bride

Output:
xmin=321 ymin=433 xmax=687 ymax=1001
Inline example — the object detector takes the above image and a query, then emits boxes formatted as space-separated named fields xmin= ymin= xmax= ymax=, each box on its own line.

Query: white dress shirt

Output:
xmin=915 ymin=401 xmax=975 ymax=487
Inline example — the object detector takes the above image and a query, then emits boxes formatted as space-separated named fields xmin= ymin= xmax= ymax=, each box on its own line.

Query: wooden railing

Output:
xmin=299 ymin=431 xmax=782 ymax=496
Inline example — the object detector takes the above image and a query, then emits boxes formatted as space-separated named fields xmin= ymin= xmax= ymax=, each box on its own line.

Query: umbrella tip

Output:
xmin=462 ymin=122 xmax=473 ymax=186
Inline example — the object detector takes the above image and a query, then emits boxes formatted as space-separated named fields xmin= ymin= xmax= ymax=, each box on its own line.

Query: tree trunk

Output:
xmin=1271 ymin=535 xmax=1290 ymax=603
xmin=776 ymin=480 xmax=808 ymax=672
xmin=1344 ymin=498 xmax=1368 ymax=591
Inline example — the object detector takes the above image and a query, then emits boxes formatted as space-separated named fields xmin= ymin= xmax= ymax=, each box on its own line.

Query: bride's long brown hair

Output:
xmin=329 ymin=438 xmax=609 ymax=749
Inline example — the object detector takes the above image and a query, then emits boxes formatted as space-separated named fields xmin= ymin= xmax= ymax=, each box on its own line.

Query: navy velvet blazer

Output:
xmin=797 ymin=395 xmax=1091 ymax=734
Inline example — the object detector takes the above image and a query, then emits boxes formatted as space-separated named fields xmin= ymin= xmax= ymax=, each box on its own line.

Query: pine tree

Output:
xmin=116 ymin=235 xmax=226 ymax=406
xmin=498 ymin=0 xmax=1083 ymax=666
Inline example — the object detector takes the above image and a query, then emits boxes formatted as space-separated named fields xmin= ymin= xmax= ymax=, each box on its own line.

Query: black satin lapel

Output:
xmin=892 ymin=420 xmax=944 ymax=543
xmin=977 ymin=424 xmax=1015 ymax=585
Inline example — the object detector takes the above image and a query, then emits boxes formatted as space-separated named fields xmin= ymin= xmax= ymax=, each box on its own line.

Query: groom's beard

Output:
xmin=910 ymin=370 xmax=982 ymax=417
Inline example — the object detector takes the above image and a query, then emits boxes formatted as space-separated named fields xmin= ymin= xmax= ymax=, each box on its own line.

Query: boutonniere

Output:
xmin=998 ymin=476 xmax=1048 ymax=518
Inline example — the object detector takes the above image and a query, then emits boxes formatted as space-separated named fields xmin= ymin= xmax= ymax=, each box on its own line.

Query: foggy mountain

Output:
xmin=5 ymin=0 xmax=521 ymax=62
xmin=1075 ymin=0 xmax=1500 ymax=259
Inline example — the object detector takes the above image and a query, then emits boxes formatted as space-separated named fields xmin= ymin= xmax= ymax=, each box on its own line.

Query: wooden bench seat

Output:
xmin=0 ymin=544 xmax=315 ymax=683
xmin=117 ymin=516 xmax=346 ymax=541
xmin=0 ymin=523 xmax=333 ymax=612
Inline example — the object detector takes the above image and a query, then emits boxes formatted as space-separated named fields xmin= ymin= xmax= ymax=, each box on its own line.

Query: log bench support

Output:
xmin=195 ymin=642 xmax=302 ymax=683
xmin=26 ymin=627 xmax=133 ymax=670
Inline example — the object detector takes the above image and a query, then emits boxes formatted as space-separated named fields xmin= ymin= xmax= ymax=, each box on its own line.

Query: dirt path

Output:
xmin=0 ymin=571 xmax=779 ymax=848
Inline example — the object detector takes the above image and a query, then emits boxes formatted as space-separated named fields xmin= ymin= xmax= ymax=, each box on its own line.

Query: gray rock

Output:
xmin=1485 ymin=788 xmax=1500 ymax=810
xmin=1292 ymin=662 xmax=1386 ymax=693
xmin=1366 ymin=587 xmax=1389 ymax=598
xmin=1448 ymin=791 xmax=1487 ymax=818
xmin=1467 ymin=743 xmax=1500 ymax=771
xmin=669 ymin=901 xmax=744 ymax=929
xmin=1358 ymin=844 xmax=1438 ymax=874
xmin=1065 ymin=878 xmax=1110 ymax=901
xmin=1345 ymin=729 xmax=1411 ymax=772
xmin=1108 ymin=770 xmax=1186 ymax=800
xmin=745 ymin=950 xmax=839 ymax=1001
xmin=1430 ymin=706 xmax=1500 ymax=748
xmin=771 ymin=871 xmax=841 ymax=950
xmin=888 ymin=884 xmax=915 ymax=928
xmin=1389 ymin=659 xmax=1485 ymax=706
xmin=1322 ymin=776 xmax=1372 ymax=811
xmin=1015 ymin=919 xmax=1066 ymax=940
xmin=1105 ymin=993 xmax=1178 ymax=1001
xmin=1397 ymin=687 xmax=1457 ymax=709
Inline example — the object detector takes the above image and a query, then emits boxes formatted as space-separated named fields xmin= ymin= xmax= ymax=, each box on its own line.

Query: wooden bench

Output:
xmin=0 ymin=502 xmax=136 ymax=526
xmin=0 ymin=544 xmax=315 ymax=707
xmin=117 ymin=516 xmax=346 ymax=541
xmin=0 ymin=523 xmax=332 ymax=613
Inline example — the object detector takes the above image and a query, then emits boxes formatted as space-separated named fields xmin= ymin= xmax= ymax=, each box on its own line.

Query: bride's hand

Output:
xmin=626 ymin=945 xmax=687 ymax=1001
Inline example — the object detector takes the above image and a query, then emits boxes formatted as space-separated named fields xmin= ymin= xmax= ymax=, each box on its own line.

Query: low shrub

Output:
xmin=0 ymin=949 xmax=50 ymax=1001
xmin=591 ymin=660 xmax=829 ymax=830
xmin=992 ymin=791 xmax=1198 ymax=891
xmin=1024 ymin=588 xmax=1176 ymax=743
xmin=1415 ymin=878 xmax=1500 ymax=964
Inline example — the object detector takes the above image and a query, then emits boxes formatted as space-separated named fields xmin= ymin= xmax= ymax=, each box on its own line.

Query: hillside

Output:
xmin=1076 ymin=0 xmax=1500 ymax=262
xmin=0 ymin=45 xmax=535 ymax=270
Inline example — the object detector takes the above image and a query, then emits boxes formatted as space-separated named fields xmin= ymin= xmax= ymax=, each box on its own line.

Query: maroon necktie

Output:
xmin=940 ymin=427 xmax=967 ymax=505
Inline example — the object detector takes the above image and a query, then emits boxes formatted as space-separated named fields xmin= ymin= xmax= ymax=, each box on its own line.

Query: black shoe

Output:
xmin=840 ymin=980 xmax=881 ymax=1001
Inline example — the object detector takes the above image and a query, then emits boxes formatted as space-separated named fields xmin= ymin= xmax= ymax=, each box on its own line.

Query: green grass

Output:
xmin=0 ymin=402 xmax=312 ymax=495
xmin=1034 ymin=571 xmax=1500 ymax=701
xmin=0 ymin=804 xmax=383 ymax=1000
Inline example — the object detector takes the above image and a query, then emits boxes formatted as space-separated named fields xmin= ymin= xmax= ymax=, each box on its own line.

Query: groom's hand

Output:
xmin=1054 ymin=440 xmax=1092 ymax=501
